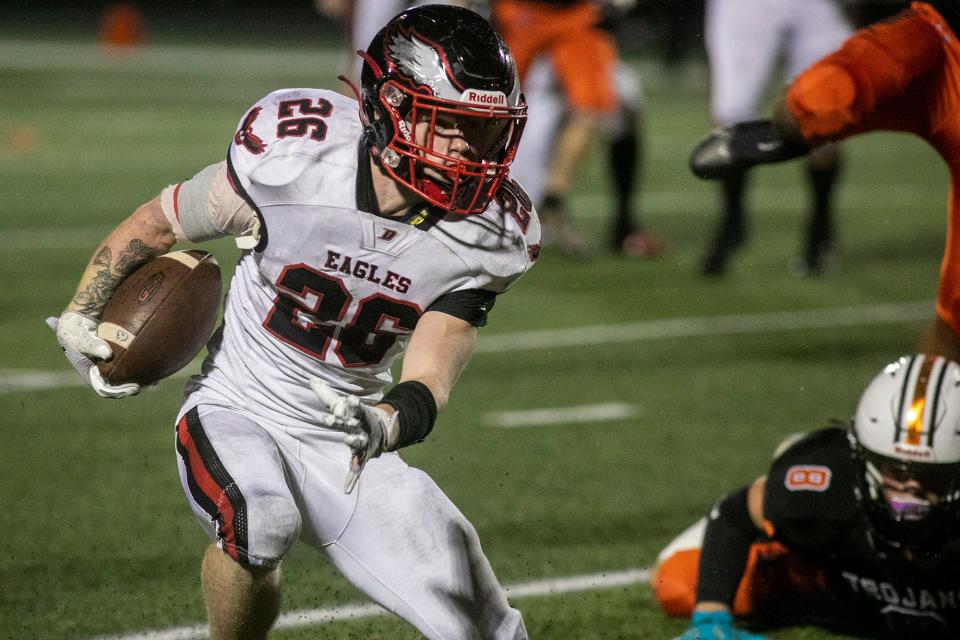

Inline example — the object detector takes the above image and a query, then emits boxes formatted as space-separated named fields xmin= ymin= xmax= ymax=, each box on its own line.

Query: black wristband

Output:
xmin=695 ymin=485 xmax=761 ymax=605
xmin=381 ymin=381 xmax=438 ymax=450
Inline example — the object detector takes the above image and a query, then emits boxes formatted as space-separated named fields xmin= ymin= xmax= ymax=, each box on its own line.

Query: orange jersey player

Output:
xmin=491 ymin=0 xmax=620 ymax=256
xmin=690 ymin=1 xmax=960 ymax=360
xmin=491 ymin=0 xmax=618 ymax=114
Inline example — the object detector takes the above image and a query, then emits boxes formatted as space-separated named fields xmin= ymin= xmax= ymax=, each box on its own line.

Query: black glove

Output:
xmin=690 ymin=119 xmax=810 ymax=180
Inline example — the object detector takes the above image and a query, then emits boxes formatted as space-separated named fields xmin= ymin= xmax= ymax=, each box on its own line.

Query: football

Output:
xmin=96 ymin=249 xmax=222 ymax=386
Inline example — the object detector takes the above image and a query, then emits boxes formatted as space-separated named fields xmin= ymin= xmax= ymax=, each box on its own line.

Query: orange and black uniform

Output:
xmin=490 ymin=0 xmax=618 ymax=113
xmin=784 ymin=2 xmax=960 ymax=334
xmin=654 ymin=428 xmax=960 ymax=638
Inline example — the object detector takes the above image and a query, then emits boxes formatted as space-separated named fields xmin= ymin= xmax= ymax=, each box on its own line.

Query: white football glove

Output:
xmin=309 ymin=378 xmax=398 ymax=494
xmin=46 ymin=312 xmax=141 ymax=399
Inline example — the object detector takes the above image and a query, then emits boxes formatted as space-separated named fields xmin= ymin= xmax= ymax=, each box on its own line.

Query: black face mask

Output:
xmin=858 ymin=450 xmax=960 ymax=551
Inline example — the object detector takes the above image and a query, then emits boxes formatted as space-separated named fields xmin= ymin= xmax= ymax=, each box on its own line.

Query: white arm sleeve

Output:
xmin=159 ymin=161 xmax=258 ymax=244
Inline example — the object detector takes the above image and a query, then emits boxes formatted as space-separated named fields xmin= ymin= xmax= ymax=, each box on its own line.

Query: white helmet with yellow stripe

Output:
xmin=852 ymin=354 xmax=960 ymax=547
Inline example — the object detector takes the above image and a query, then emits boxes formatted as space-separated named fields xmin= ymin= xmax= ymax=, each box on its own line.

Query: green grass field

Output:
xmin=0 ymin=36 xmax=949 ymax=639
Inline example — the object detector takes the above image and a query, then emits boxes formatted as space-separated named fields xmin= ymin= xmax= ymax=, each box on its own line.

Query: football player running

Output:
xmin=655 ymin=354 xmax=960 ymax=639
xmin=50 ymin=6 xmax=536 ymax=639
xmin=690 ymin=0 xmax=960 ymax=363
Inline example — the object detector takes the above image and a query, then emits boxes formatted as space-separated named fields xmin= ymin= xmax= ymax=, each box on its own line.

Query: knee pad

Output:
xmin=244 ymin=493 xmax=302 ymax=567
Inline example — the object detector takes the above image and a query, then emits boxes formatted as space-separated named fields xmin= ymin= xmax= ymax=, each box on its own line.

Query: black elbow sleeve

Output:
xmin=695 ymin=485 xmax=761 ymax=605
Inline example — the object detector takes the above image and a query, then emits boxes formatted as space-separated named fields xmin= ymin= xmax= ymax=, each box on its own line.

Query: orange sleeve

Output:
xmin=786 ymin=7 xmax=945 ymax=144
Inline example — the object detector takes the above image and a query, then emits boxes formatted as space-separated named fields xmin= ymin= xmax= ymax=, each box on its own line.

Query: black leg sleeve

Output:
xmin=804 ymin=162 xmax=841 ymax=257
xmin=721 ymin=172 xmax=747 ymax=230
xmin=609 ymin=110 xmax=640 ymax=246
xmin=695 ymin=485 xmax=761 ymax=605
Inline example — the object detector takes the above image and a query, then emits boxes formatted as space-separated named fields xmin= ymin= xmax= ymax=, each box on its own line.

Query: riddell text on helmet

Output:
xmin=461 ymin=89 xmax=507 ymax=106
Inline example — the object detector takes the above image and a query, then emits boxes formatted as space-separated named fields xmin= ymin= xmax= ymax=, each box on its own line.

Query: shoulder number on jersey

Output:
xmin=496 ymin=178 xmax=532 ymax=234
xmin=235 ymin=97 xmax=335 ymax=155
xmin=277 ymin=97 xmax=333 ymax=142
xmin=784 ymin=465 xmax=833 ymax=492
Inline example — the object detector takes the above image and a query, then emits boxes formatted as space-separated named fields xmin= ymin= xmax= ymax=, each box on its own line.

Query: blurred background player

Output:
xmin=689 ymin=0 xmax=960 ymax=362
xmin=98 ymin=2 xmax=144 ymax=52
xmin=504 ymin=0 xmax=665 ymax=258
xmin=655 ymin=354 xmax=960 ymax=640
xmin=649 ymin=0 xmax=705 ymax=85
xmin=699 ymin=0 xmax=851 ymax=276
xmin=492 ymin=0 xmax=656 ymax=257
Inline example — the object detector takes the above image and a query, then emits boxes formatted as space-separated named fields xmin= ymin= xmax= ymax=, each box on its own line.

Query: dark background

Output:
xmin=5 ymin=1 xmax=697 ymax=58
xmin=5 ymin=1 xmax=909 ymax=61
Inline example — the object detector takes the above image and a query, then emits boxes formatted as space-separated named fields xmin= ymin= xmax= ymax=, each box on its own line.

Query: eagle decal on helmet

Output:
xmin=386 ymin=30 xmax=463 ymax=102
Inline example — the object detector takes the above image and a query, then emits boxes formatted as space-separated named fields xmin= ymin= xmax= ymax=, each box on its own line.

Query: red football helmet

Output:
xmin=352 ymin=5 xmax=526 ymax=215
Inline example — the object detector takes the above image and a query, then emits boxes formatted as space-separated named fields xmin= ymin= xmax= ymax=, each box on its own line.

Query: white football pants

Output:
xmin=175 ymin=404 xmax=526 ymax=640
xmin=706 ymin=0 xmax=851 ymax=124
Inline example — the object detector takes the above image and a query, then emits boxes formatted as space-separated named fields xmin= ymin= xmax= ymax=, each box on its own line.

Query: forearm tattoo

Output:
xmin=71 ymin=239 xmax=161 ymax=314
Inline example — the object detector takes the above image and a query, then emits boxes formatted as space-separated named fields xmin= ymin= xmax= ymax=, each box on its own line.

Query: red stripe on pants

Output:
xmin=177 ymin=414 xmax=240 ymax=562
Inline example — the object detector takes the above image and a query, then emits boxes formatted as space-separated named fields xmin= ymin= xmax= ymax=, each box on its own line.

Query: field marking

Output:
xmin=88 ymin=567 xmax=650 ymax=640
xmin=0 ymin=39 xmax=339 ymax=78
xmin=3 ymin=301 xmax=931 ymax=395
xmin=0 ymin=369 xmax=78 ymax=393
xmin=0 ymin=364 xmax=200 ymax=394
xmin=475 ymin=300 xmax=932 ymax=354
xmin=487 ymin=403 xmax=639 ymax=428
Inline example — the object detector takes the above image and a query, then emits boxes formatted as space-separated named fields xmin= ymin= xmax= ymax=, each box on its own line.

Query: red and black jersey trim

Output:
xmin=176 ymin=407 xmax=250 ymax=565
xmin=226 ymin=151 xmax=268 ymax=253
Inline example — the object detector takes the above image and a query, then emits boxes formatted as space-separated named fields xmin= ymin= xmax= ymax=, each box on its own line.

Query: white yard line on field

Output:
xmin=474 ymin=300 xmax=932 ymax=353
xmin=488 ymin=403 xmax=639 ymax=428
xmin=88 ymin=567 xmax=650 ymax=640
xmin=0 ymin=39 xmax=339 ymax=77
xmin=2 ymin=301 xmax=932 ymax=394
xmin=0 ymin=370 xmax=78 ymax=393
xmin=0 ymin=365 xmax=199 ymax=394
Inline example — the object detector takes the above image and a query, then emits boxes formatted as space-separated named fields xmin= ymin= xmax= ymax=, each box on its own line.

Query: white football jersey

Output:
xmin=183 ymin=88 xmax=540 ymax=429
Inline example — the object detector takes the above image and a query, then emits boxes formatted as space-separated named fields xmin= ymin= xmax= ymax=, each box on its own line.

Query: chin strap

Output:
xmin=338 ymin=73 xmax=370 ymax=130
xmin=340 ymin=52 xmax=396 ymax=165
xmin=356 ymin=49 xmax=384 ymax=79
xmin=342 ymin=47 xmax=385 ymax=126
